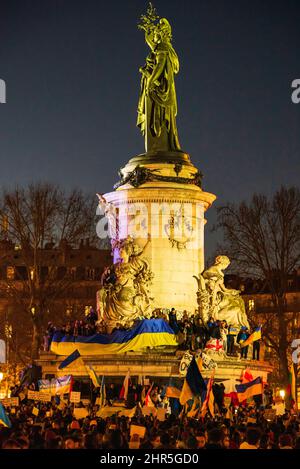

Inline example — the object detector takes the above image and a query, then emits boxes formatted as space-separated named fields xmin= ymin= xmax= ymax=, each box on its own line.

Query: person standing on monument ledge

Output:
xmin=227 ymin=324 xmax=238 ymax=355
xmin=252 ymin=326 xmax=261 ymax=361
xmin=168 ymin=307 xmax=180 ymax=334
xmin=237 ymin=326 xmax=250 ymax=359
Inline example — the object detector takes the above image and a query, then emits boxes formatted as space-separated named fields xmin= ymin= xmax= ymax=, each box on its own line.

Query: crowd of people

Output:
xmin=0 ymin=308 xmax=283 ymax=451
xmin=166 ymin=309 xmax=261 ymax=360
xmin=43 ymin=307 xmax=261 ymax=361
xmin=0 ymin=389 xmax=298 ymax=450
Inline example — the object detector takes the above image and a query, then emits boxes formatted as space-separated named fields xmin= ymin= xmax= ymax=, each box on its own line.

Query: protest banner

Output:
xmin=179 ymin=351 xmax=193 ymax=377
xmin=27 ymin=391 xmax=39 ymax=401
xmin=118 ymin=407 xmax=136 ymax=418
xmin=130 ymin=425 xmax=146 ymax=439
xmin=73 ymin=407 xmax=89 ymax=419
xmin=27 ymin=391 xmax=51 ymax=402
xmin=70 ymin=391 xmax=81 ymax=403
xmin=0 ymin=397 xmax=19 ymax=407
xmin=38 ymin=392 xmax=51 ymax=402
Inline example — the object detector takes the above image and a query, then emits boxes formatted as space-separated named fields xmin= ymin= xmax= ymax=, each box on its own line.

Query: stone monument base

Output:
xmin=38 ymin=351 xmax=272 ymax=383
xmin=104 ymin=150 xmax=216 ymax=315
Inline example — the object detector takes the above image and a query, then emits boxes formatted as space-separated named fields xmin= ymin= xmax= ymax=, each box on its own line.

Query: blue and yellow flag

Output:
xmin=86 ymin=365 xmax=100 ymax=388
xmin=0 ymin=402 xmax=12 ymax=428
xmin=240 ymin=326 xmax=262 ymax=348
xmin=235 ymin=376 xmax=263 ymax=402
xmin=99 ymin=376 xmax=106 ymax=407
xmin=58 ymin=349 xmax=83 ymax=369
xmin=180 ymin=357 xmax=206 ymax=405
xmin=51 ymin=319 xmax=177 ymax=356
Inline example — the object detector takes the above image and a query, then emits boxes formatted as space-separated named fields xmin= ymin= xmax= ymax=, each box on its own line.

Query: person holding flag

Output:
xmin=119 ymin=370 xmax=130 ymax=401
xmin=239 ymin=326 xmax=262 ymax=361
xmin=252 ymin=326 xmax=262 ymax=360
xmin=237 ymin=327 xmax=250 ymax=359
xmin=179 ymin=356 xmax=206 ymax=411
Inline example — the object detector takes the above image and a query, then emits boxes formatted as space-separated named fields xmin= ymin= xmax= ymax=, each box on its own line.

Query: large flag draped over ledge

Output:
xmin=50 ymin=319 xmax=178 ymax=356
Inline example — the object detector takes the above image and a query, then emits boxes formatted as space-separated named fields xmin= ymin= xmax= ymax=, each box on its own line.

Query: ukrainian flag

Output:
xmin=180 ymin=357 xmax=206 ymax=405
xmin=240 ymin=326 xmax=262 ymax=348
xmin=58 ymin=349 xmax=83 ymax=369
xmin=235 ymin=376 xmax=263 ymax=402
xmin=0 ymin=402 xmax=11 ymax=428
xmin=51 ymin=319 xmax=177 ymax=356
xmin=86 ymin=365 xmax=101 ymax=388
xmin=98 ymin=376 xmax=106 ymax=407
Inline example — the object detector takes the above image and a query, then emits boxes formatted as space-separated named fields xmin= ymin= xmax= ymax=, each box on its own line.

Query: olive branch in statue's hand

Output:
xmin=138 ymin=2 xmax=160 ymax=32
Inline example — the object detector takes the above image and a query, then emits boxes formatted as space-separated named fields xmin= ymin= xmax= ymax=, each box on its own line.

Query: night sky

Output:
xmin=0 ymin=0 xmax=299 ymax=257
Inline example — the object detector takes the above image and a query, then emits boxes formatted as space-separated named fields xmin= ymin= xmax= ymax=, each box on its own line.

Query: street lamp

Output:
xmin=279 ymin=389 xmax=285 ymax=399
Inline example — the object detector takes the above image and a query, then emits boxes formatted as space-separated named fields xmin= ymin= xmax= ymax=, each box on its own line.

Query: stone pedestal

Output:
xmin=39 ymin=351 xmax=273 ymax=383
xmin=104 ymin=151 xmax=216 ymax=314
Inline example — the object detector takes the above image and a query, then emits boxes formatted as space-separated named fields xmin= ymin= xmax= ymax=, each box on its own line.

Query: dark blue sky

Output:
xmin=0 ymin=0 xmax=299 ymax=257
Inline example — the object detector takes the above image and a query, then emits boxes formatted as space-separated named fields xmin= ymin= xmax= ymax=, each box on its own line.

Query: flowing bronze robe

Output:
xmin=137 ymin=40 xmax=181 ymax=152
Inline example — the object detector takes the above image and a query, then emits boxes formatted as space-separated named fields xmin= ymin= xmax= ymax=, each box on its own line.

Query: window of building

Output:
xmin=248 ymin=299 xmax=255 ymax=311
xmin=86 ymin=268 xmax=95 ymax=280
xmin=6 ymin=266 xmax=15 ymax=280
xmin=68 ymin=267 xmax=77 ymax=280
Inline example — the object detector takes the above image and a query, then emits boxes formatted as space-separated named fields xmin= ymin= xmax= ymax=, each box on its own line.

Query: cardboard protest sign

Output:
xmin=179 ymin=352 xmax=193 ymax=377
xmin=96 ymin=407 xmax=120 ymax=418
xmin=32 ymin=407 xmax=39 ymax=416
xmin=27 ymin=391 xmax=51 ymax=402
xmin=27 ymin=391 xmax=39 ymax=401
xmin=38 ymin=392 xmax=51 ymax=402
xmin=70 ymin=391 xmax=81 ymax=403
xmin=118 ymin=407 xmax=136 ymax=418
xmin=130 ymin=425 xmax=146 ymax=439
xmin=0 ymin=397 xmax=19 ymax=407
xmin=129 ymin=441 xmax=140 ymax=449
xmin=156 ymin=408 xmax=166 ymax=421
xmin=73 ymin=407 xmax=89 ymax=419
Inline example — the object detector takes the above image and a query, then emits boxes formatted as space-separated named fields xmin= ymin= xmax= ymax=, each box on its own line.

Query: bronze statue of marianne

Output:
xmin=137 ymin=4 xmax=181 ymax=153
